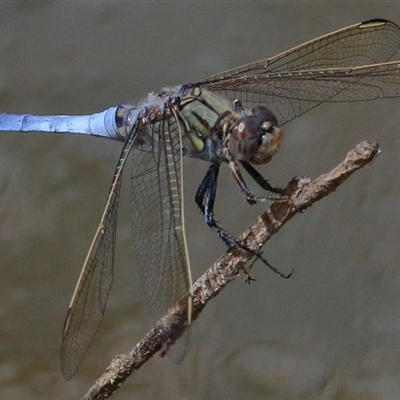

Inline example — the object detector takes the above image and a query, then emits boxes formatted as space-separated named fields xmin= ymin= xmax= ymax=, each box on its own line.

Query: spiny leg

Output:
xmin=195 ymin=164 xmax=292 ymax=279
xmin=195 ymin=163 xmax=239 ymax=248
xmin=240 ymin=161 xmax=284 ymax=195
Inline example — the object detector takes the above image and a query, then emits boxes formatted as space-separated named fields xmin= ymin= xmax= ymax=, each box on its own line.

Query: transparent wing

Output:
xmin=199 ymin=19 xmax=400 ymax=124
xmin=130 ymin=113 xmax=191 ymax=328
xmin=205 ymin=19 xmax=400 ymax=79
xmin=61 ymin=128 xmax=138 ymax=380
xmin=205 ymin=61 xmax=400 ymax=126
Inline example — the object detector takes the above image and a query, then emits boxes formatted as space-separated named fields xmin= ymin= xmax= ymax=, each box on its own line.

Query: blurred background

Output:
xmin=1 ymin=2 xmax=400 ymax=399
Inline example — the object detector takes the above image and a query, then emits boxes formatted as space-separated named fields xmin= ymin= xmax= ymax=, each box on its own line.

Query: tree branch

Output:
xmin=81 ymin=141 xmax=379 ymax=400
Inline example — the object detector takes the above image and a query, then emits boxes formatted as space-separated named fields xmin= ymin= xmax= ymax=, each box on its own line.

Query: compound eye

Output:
xmin=228 ymin=116 xmax=261 ymax=161
xmin=252 ymin=106 xmax=278 ymax=128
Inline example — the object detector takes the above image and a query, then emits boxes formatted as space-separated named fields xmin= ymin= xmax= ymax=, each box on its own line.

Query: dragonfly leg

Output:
xmin=240 ymin=161 xmax=284 ymax=195
xmin=196 ymin=164 xmax=293 ymax=279
xmin=195 ymin=163 xmax=239 ymax=247
xmin=224 ymin=156 xmax=257 ymax=205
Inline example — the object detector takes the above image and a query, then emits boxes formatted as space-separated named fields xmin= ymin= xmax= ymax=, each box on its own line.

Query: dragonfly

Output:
xmin=1 ymin=18 xmax=400 ymax=380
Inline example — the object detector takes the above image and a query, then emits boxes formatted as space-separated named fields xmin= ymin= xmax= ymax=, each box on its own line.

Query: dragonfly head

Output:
xmin=228 ymin=106 xmax=283 ymax=165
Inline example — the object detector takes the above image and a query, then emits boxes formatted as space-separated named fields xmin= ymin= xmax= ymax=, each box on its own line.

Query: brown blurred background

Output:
xmin=1 ymin=2 xmax=400 ymax=399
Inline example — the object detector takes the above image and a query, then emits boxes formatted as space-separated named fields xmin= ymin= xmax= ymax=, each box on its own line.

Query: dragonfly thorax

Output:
xmin=228 ymin=105 xmax=283 ymax=165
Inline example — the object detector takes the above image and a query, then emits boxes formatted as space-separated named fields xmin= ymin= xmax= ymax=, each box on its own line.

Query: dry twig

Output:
xmin=81 ymin=141 xmax=379 ymax=400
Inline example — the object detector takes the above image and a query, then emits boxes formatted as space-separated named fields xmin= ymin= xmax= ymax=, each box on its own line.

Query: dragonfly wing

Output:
xmin=130 ymin=112 xmax=192 ymax=360
xmin=204 ymin=19 xmax=400 ymax=81
xmin=61 ymin=127 xmax=138 ymax=380
xmin=205 ymin=62 xmax=400 ymax=125
xmin=200 ymin=19 xmax=400 ymax=124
